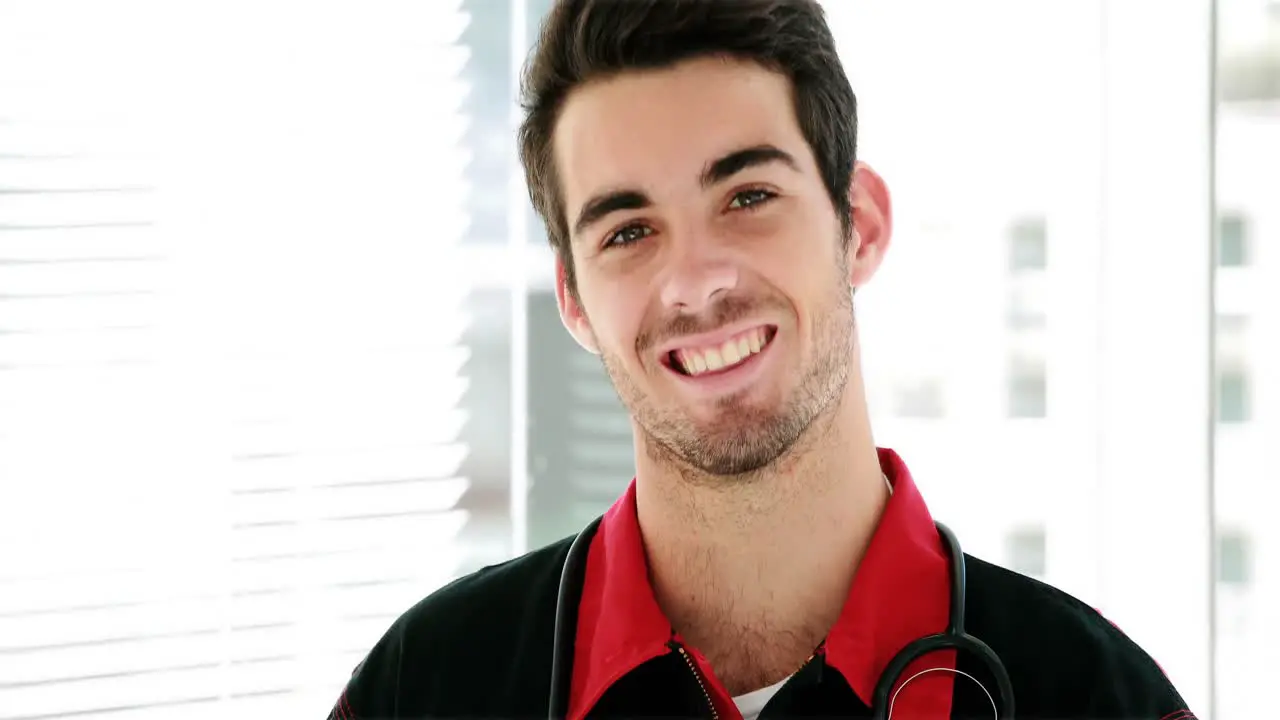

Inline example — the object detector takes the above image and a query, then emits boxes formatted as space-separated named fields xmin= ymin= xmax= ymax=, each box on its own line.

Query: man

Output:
xmin=328 ymin=1 xmax=1197 ymax=718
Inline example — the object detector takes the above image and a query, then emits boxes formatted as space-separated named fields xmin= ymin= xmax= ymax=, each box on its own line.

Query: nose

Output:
xmin=657 ymin=237 xmax=740 ymax=314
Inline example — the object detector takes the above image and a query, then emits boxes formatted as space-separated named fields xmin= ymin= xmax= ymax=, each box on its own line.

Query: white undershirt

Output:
xmin=732 ymin=675 xmax=790 ymax=720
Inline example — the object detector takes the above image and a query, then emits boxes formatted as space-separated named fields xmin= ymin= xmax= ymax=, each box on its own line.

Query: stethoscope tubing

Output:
xmin=547 ymin=518 xmax=1015 ymax=719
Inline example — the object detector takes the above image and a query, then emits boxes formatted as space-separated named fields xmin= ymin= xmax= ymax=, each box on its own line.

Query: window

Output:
xmin=3 ymin=1 xmax=1261 ymax=718
xmin=1007 ymin=527 xmax=1048 ymax=579
xmin=1216 ymin=530 xmax=1252 ymax=587
xmin=527 ymin=291 xmax=632 ymax=549
xmin=1216 ymin=3 xmax=1278 ymax=716
xmin=1216 ymin=367 xmax=1251 ymax=424
xmin=827 ymin=3 xmax=1217 ymax=706
xmin=1217 ymin=313 xmax=1249 ymax=335
xmin=892 ymin=378 xmax=946 ymax=419
xmin=1006 ymin=283 xmax=1048 ymax=331
xmin=456 ymin=288 xmax=516 ymax=568
xmin=1217 ymin=213 xmax=1249 ymax=267
xmin=0 ymin=3 xmax=476 ymax=716
xmin=1007 ymin=304 xmax=1048 ymax=331
xmin=1008 ymin=217 xmax=1048 ymax=272
xmin=462 ymin=0 xmax=515 ymax=245
xmin=1008 ymin=357 xmax=1048 ymax=419
xmin=1215 ymin=314 xmax=1249 ymax=366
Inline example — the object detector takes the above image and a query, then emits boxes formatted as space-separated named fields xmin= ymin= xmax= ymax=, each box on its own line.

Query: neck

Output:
xmin=633 ymin=375 xmax=888 ymax=693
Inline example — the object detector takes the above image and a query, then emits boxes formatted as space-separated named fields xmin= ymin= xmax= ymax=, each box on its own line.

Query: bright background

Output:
xmin=0 ymin=0 xmax=1273 ymax=718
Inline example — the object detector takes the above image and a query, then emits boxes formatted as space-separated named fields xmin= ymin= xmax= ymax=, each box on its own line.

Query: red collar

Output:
xmin=567 ymin=448 xmax=956 ymax=720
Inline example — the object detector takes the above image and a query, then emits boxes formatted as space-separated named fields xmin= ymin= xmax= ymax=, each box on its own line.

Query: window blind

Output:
xmin=0 ymin=1 xmax=474 ymax=717
xmin=527 ymin=291 xmax=633 ymax=549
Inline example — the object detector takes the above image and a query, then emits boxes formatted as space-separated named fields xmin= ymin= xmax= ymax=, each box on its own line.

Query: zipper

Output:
xmin=668 ymin=640 xmax=824 ymax=720
xmin=672 ymin=642 xmax=720 ymax=720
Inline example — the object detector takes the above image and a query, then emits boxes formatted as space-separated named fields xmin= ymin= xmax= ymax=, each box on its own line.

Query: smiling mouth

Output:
xmin=665 ymin=325 xmax=778 ymax=377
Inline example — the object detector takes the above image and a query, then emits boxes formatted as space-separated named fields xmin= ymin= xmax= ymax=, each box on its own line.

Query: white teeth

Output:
xmin=674 ymin=327 xmax=771 ymax=376
xmin=721 ymin=342 xmax=741 ymax=365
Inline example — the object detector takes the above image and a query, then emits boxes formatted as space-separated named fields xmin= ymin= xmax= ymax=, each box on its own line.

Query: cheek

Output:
xmin=580 ymin=282 xmax=648 ymax=360
xmin=733 ymin=198 xmax=834 ymax=259
xmin=748 ymin=228 xmax=830 ymax=293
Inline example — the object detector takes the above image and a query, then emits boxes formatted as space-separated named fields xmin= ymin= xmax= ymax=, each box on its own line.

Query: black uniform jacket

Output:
xmin=327 ymin=448 xmax=1196 ymax=720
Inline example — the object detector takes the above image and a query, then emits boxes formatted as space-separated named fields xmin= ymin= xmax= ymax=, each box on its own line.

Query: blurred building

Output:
xmin=1211 ymin=2 xmax=1280 ymax=710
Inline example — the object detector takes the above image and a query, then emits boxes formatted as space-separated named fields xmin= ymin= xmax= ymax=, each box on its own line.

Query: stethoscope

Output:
xmin=547 ymin=517 xmax=1016 ymax=720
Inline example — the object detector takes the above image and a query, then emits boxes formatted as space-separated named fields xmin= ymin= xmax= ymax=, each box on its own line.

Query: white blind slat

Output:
xmin=0 ymin=327 xmax=162 ymax=366
xmin=0 ymin=0 xmax=474 ymax=717
xmin=0 ymin=154 xmax=156 ymax=189
xmin=0 ymin=227 xmax=165 ymax=261
xmin=0 ymin=569 xmax=219 ymax=617
xmin=225 ymin=445 xmax=469 ymax=492
xmin=0 ymin=295 xmax=160 ymax=332
xmin=0 ymin=259 xmax=163 ymax=295
xmin=1 ymin=599 xmax=223 ymax=651
xmin=2 ymin=667 xmax=225 ymax=720
xmin=0 ymin=192 xmax=156 ymax=228
xmin=2 ymin=633 xmax=228 ymax=693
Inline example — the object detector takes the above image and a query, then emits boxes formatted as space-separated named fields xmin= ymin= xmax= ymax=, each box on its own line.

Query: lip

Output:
xmin=662 ymin=325 xmax=780 ymax=398
xmin=654 ymin=321 xmax=778 ymax=358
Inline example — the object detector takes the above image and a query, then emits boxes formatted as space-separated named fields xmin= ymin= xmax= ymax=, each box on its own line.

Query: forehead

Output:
xmin=553 ymin=57 xmax=815 ymax=216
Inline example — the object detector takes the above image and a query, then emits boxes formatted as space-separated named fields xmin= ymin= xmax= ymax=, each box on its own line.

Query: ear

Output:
xmin=846 ymin=161 xmax=893 ymax=289
xmin=555 ymin=257 xmax=601 ymax=355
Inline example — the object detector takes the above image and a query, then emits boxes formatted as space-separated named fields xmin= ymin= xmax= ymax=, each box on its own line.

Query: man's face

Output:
xmin=553 ymin=56 xmax=861 ymax=477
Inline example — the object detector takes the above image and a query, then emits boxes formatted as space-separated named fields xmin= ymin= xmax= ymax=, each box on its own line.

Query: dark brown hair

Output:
xmin=518 ymin=0 xmax=858 ymax=296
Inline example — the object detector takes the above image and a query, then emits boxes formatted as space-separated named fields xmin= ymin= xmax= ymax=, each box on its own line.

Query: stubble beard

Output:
xmin=600 ymin=270 xmax=855 ymax=482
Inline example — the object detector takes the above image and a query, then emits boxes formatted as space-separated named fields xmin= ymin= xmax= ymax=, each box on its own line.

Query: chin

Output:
xmin=669 ymin=405 xmax=806 ymax=477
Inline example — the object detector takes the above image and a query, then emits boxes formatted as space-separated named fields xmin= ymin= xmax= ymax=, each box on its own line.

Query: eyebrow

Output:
xmin=700 ymin=144 xmax=799 ymax=189
xmin=570 ymin=144 xmax=801 ymax=239
xmin=572 ymin=189 xmax=650 ymax=239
